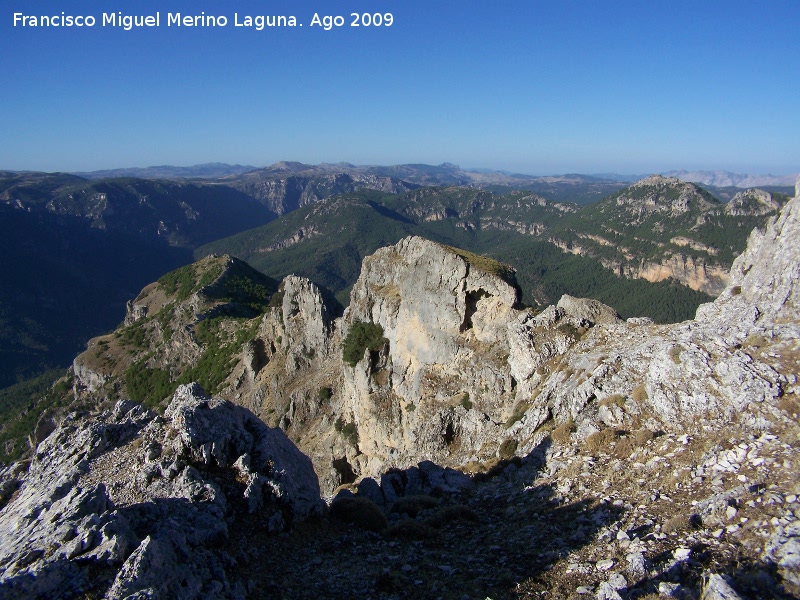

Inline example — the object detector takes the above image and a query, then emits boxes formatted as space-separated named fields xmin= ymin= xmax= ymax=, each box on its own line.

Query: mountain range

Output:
xmin=0 ymin=165 xmax=792 ymax=389
xmin=68 ymin=161 xmax=798 ymax=191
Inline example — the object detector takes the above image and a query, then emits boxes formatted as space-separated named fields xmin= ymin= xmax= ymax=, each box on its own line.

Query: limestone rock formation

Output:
xmin=0 ymin=385 xmax=321 ymax=599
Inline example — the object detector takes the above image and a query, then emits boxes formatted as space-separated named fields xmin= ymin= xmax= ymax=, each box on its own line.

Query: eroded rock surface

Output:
xmin=0 ymin=385 xmax=321 ymax=599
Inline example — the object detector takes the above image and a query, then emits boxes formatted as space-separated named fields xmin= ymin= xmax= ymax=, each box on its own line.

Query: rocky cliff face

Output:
xmin=616 ymin=254 xmax=729 ymax=296
xmin=0 ymin=385 xmax=321 ymax=599
xmin=229 ymin=172 xmax=416 ymax=216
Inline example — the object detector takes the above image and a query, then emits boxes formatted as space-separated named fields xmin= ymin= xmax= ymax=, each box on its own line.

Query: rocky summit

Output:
xmin=1 ymin=185 xmax=799 ymax=598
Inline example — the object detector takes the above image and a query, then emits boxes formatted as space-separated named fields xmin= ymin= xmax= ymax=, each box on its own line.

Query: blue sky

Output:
xmin=2 ymin=0 xmax=798 ymax=175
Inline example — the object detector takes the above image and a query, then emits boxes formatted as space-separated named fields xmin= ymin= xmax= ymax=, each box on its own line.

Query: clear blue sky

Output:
xmin=2 ymin=0 xmax=798 ymax=175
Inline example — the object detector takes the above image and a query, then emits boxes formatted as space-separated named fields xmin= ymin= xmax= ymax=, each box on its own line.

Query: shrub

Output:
xmin=499 ymin=439 xmax=518 ymax=460
xmin=119 ymin=321 xmax=148 ymax=348
xmin=731 ymin=285 xmax=742 ymax=296
xmin=505 ymin=400 xmax=530 ymax=427
xmin=329 ymin=497 xmax=387 ymax=531
xmin=390 ymin=495 xmax=440 ymax=517
xmin=551 ymin=419 xmax=575 ymax=444
xmin=335 ymin=417 xmax=359 ymax=446
xmin=557 ymin=323 xmax=580 ymax=340
xmin=268 ymin=286 xmax=285 ymax=309
xmin=460 ymin=393 xmax=472 ymax=410
xmin=342 ymin=321 xmax=387 ymax=367
xmin=318 ymin=387 xmax=332 ymax=401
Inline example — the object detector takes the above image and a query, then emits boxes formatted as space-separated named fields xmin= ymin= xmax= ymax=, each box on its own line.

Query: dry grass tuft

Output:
xmin=662 ymin=513 xmax=702 ymax=534
xmin=634 ymin=428 xmax=655 ymax=445
xmin=612 ymin=437 xmax=635 ymax=459
xmin=551 ymin=419 xmax=576 ymax=444
xmin=599 ymin=394 xmax=626 ymax=409
xmin=611 ymin=428 xmax=655 ymax=459
xmin=669 ymin=345 xmax=683 ymax=364
xmin=778 ymin=397 xmax=800 ymax=418
xmin=632 ymin=384 xmax=648 ymax=404
xmin=585 ymin=428 xmax=618 ymax=452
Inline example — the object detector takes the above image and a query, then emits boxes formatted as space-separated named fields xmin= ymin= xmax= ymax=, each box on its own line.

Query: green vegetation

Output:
xmin=459 ymin=392 xmax=472 ymax=410
xmin=197 ymin=263 xmax=223 ymax=289
xmin=158 ymin=264 xmax=198 ymax=301
xmin=0 ymin=370 xmax=73 ymax=464
xmin=335 ymin=417 xmax=359 ymax=446
xmin=390 ymin=495 xmax=440 ymax=517
xmin=118 ymin=319 xmax=149 ymax=348
xmin=124 ymin=360 xmax=175 ymax=409
xmin=121 ymin=313 xmax=262 ymax=409
xmin=342 ymin=321 xmax=387 ymax=367
xmin=196 ymin=183 xmax=763 ymax=323
xmin=557 ymin=323 xmax=580 ymax=340
xmin=505 ymin=400 xmax=530 ymax=427
xmin=210 ymin=274 xmax=275 ymax=313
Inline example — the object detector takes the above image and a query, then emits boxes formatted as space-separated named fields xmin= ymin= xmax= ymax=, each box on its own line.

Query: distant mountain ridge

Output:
xmin=63 ymin=161 xmax=799 ymax=192
xmin=71 ymin=162 xmax=258 ymax=180
xmin=663 ymin=169 xmax=798 ymax=188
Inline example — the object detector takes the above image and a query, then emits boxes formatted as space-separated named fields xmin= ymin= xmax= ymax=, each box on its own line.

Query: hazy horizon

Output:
xmin=3 ymin=1 xmax=798 ymax=175
xmin=5 ymin=160 xmax=798 ymax=181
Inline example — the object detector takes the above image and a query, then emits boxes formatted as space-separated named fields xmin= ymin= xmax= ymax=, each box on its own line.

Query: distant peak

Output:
xmin=265 ymin=161 xmax=314 ymax=173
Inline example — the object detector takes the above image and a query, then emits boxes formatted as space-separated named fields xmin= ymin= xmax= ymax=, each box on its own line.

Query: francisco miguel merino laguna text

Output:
xmin=14 ymin=12 xmax=300 ymax=30
xmin=13 ymin=12 xmax=395 ymax=30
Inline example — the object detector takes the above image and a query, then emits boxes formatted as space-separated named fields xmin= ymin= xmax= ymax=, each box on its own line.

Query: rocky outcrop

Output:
xmin=620 ymin=254 xmax=729 ymax=295
xmin=724 ymin=188 xmax=783 ymax=216
xmin=697 ymin=191 xmax=800 ymax=339
xmin=0 ymin=385 xmax=321 ymax=599
xmin=613 ymin=175 xmax=719 ymax=216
